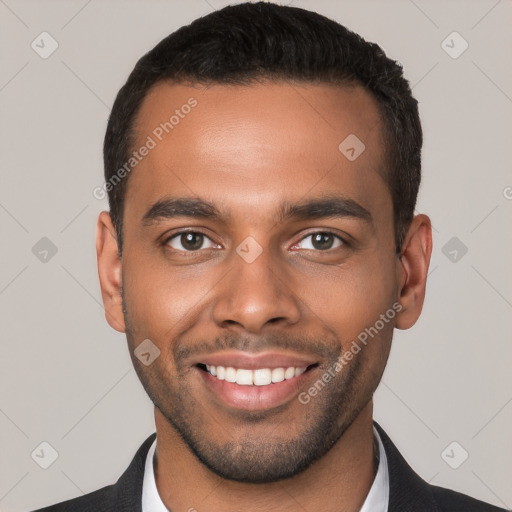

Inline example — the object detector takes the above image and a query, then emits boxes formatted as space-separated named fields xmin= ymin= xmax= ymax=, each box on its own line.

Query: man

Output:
xmin=33 ymin=2 xmax=507 ymax=511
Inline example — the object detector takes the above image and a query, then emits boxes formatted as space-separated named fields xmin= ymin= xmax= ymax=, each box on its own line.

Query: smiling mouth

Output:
xmin=196 ymin=363 xmax=319 ymax=386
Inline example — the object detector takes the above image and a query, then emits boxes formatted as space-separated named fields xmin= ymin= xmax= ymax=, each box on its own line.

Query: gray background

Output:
xmin=1 ymin=0 xmax=511 ymax=510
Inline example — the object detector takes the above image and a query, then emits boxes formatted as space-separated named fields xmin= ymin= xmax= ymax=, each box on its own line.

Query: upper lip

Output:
xmin=194 ymin=351 xmax=319 ymax=370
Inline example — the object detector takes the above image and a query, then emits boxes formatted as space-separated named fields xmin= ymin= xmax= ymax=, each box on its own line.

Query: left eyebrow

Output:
xmin=276 ymin=195 xmax=373 ymax=225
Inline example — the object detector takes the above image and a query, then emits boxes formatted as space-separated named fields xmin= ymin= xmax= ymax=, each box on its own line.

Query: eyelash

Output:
xmin=162 ymin=229 xmax=349 ymax=253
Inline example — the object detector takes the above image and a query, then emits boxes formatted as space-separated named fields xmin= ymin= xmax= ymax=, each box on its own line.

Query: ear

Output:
xmin=96 ymin=211 xmax=126 ymax=333
xmin=395 ymin=214 xmax=433 ymax=330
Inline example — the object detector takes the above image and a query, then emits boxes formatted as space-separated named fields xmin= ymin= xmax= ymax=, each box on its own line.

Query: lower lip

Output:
xmin=196 ymin=367 xmax=315 ymax=411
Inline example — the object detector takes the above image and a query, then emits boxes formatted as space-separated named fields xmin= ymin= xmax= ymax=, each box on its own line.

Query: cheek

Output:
xmin=122 ymin=251 xmax=221 ymax=340
xmin=294 ymin=256 xmax=396 ymax=340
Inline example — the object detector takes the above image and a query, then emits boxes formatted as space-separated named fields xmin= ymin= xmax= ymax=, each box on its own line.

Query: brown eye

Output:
xmin=295 ymin=232 xmax=345 ymax=251
xmin=166 ymin=231 xmax=216 ymax=251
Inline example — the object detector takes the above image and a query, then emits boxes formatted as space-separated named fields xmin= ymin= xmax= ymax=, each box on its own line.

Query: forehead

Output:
xmin=125 ymin=80 xmax=390 ymax=225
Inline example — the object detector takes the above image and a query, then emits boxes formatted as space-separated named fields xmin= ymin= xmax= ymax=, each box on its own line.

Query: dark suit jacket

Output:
xmin=31 ymin=422 xmax=508 ymax=511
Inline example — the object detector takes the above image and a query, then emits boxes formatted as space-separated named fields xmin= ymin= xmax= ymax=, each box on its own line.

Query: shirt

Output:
xmin=142 ymin=426 xmax=389 ymax=512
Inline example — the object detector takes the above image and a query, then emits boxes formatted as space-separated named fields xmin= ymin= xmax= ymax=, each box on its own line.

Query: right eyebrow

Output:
xmin=141 ymin=197 xmax=227 ymax=227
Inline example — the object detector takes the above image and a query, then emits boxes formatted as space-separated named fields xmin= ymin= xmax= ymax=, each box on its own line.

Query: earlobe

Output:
xmin=96 ymin=211 xmax=126 ymax=333
xmin=395 ymin=214 xmax=433 ymax=330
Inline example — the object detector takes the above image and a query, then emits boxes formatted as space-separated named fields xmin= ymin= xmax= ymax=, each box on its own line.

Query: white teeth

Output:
xmin=204 ymin=364 xmax=308 ymax=386
xmin=284 ymin=367 xmax=295 ymax=379
xmin=271 ymin=367 xmax=285 ymax=383
xmin=225 ymin=367 xmax=237 ymax=383
xmin=236 ymin=369 xmax=253 ymax=386
xmin=254 ymin=368 xmax=272 ymax=386
xmin=216 ymin=366 xmax=226 ymax=380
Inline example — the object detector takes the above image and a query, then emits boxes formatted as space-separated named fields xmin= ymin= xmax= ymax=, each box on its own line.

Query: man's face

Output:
xmin=117 ymin=81 xmax=400 ymax=482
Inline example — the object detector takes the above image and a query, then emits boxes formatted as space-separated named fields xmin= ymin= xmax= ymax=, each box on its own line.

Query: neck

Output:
xmin=153 ymin=401 xmax=377 ymax=512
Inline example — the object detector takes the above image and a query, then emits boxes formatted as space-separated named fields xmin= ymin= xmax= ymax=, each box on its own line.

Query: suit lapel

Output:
xmin=112 ymin=433 xmax=157 ymax=512
xmin=373 ymin=422 xmax=440 ymax=511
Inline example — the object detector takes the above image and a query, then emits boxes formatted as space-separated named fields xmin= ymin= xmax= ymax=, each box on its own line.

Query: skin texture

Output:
xmin=96 ymin=81 xmax=432 ymax=512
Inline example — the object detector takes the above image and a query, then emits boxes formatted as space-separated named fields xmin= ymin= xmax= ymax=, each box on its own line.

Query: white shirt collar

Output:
xmin=360 ymin=426 xmax=389 ymax=512
xmin=142 ymin=437 xmax=169 ymax=512
xmin=142 ymin=426 xmax=389 ymax=512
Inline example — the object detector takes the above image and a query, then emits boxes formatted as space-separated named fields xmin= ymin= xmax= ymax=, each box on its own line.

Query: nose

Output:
xmin=212 ymin=244 xmax=301 ymax=334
